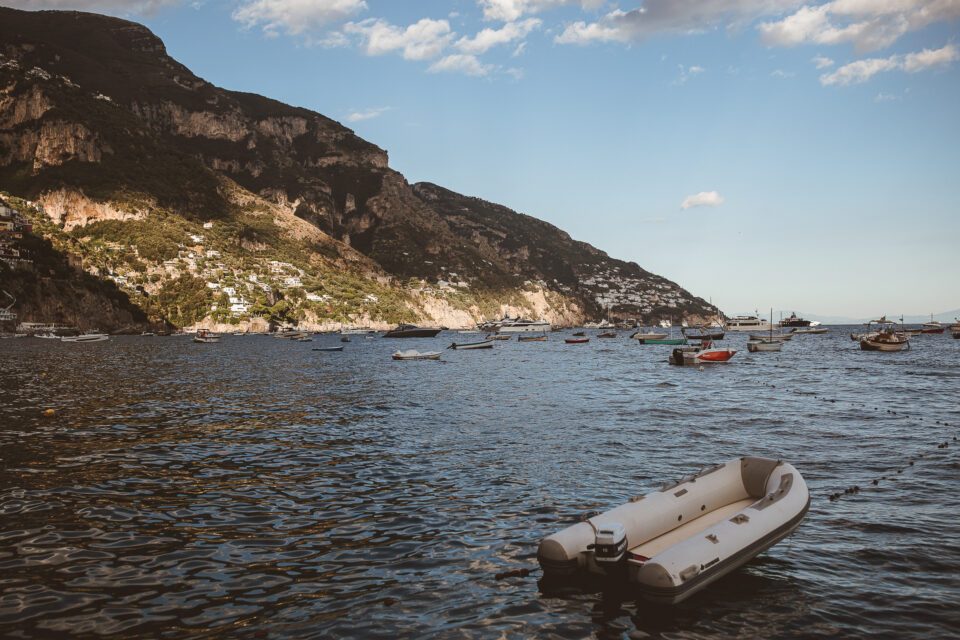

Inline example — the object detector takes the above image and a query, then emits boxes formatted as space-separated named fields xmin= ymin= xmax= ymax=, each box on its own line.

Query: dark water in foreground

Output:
xmin=1 ymin=330 xmax=958 ymax=638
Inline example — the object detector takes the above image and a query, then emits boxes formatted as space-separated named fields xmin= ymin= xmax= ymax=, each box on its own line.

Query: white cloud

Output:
xmin=0 ymin=0 xmax=181 ymax=12
xmin=681 ymin=191 xmax=725 ymax=209
xmin=233 ymin=0 xmax=367 ymax=36
xmin=456 ymin=18 xmax=541 ymax=54
xmin=770 ymin=68 xmax=795 ymax=78
xmin=428 ymin=53 xmax=495 ymax=76
xmin=478 ymin=0 xmax=604 ymax=23
xmin=820 ymin=43 xmax=958 ymax=85
xmin=874 ymin=92 xmax=900 ymax=102
xmin=345 ymin=18 xmax=454 ymax=60
xmin=673 ymin=64 xmax=705 ymax=85
xmin=345 ymin=107 xmax=391 ymax=122
xmin=556 ymin=1 xmax=804 ymax=45
xmin=812 ymin=54 xmax=834 ymax=68
xmin=759 ymin=0 xmax=960 ymax=52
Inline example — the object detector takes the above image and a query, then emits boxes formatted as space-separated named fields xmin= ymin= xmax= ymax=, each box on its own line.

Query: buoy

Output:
xmin=42 ymin=409 xmax=55 ymax=417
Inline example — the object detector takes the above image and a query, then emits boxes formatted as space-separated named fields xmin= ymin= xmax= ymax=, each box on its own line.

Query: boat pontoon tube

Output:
xmin=537 ymin=457 xmax=809 ymax=603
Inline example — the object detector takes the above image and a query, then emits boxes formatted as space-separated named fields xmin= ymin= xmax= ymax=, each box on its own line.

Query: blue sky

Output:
xmin=6 ymin=0 xmax=959 ymax=317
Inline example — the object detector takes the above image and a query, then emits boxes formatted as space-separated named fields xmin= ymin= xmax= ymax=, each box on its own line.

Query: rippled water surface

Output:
xmin=1 ymin=330 xmax=958 ymax=638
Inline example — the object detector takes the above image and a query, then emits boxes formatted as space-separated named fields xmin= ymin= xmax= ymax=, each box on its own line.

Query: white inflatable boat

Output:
xmin=537 ymin=457 xmax=809 ymax=603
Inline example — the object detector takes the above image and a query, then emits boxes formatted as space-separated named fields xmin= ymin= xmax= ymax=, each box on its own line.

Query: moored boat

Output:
xmin=538 ymin=457 xmax=810 ymax=603
xmin=193 ymin=330 xmax=220 ymax=343
xmin=498 ymin=317 xmax=552 ymax=333
xmin=790 ymin=327 xmax=828 ymax=335
xmin=313 ymin=346 xmax=344 ymax=352
xmin=682 ymin=328 xmax=725 ymax=341
xmin=637 ymin=338 xmax=687 ymax=345
xmin=488 ymin=334 xmax=511 ymax=341
xmin=747 ymin=340 xmax=782 ymax=352
xmin=391 ymin=349 xmax=441 ymax=360
xmin=384 ymin=324 xmax=443 ymax=338
xmin=597 ymin=331 xmax=617 ymax=338
xmin=518 ymin=334 xmax=547 ymax=342
xmin=860 ymin=330 xmax=909 ymax=352
xmin=61 ymin=332 xmax=109 ymax=343
xmin=448 ymin=339 xmax=494 ymax=350
xmin=779 ymin=312 xmax=812 ymax=327
xmin=725 ymin=315 xmax=772 ymax=332
xmin=630 ymin=330 xmax=669 ymax=341
xmin=565 ymin=337 xmax=590 ymax=344
xmin=669 ymin=340 xmax=736 ymax=365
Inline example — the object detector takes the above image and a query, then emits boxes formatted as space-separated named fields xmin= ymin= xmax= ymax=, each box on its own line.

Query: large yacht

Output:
xmin=780 ymin=312 xmax=812 ymax=328
xmin=725 ymin=315 xmax=773 ymax=332
xmin=498 ymin=317 xmax=551 ymax=333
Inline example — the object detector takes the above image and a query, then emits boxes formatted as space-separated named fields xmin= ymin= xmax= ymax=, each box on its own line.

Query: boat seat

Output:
xmin=628 ymin=498 xmax=754 ymax=559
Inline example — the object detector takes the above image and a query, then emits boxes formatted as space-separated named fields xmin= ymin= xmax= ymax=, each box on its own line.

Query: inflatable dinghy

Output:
xmin=538 ymin=457 xmax=809 ymax=603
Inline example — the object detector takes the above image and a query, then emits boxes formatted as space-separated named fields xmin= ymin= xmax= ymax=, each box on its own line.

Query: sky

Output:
xmin=4 ymin=0 xmax=959 ymax=318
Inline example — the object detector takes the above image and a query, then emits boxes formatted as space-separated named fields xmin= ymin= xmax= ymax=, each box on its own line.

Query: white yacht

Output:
xmin=725 ymin=315 xmax=773 ymax=332
xmin=498 ymin=318 xmax=551 ymax=333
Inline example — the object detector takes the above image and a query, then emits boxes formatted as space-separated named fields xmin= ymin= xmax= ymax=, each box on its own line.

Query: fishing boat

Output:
xmin=193 ymin=330 xmax=220 ymax=344
xmin=392 ymin=349 xmax=441 ymax=360
xmin=860 ymin=329 xmax=910 ymax=352
xmin=383 ymin=324 xmax=443 ymax=338
xmin=920 ymin=315 xmax=945 ymax=334
xmin=748 ymin=310 xmax=787 ymax=353
xmin=779 ymin=312 xmax=812 ymax=327
xmin=538 ymin=456 xmax=810 ymax=603
xmin=565 ymin=337 xmax=590 ymax=344
xmin=518 ymin=334 xmax=547 ymax=342
xmin=61 ymin=332 xmax=109 ymax=343
xmin=630 ymin=330 xmax=669 ymax=341
xmin=313 ymin=346 xmax=344 ymax=352
xmin=448 ymin=339 xmax=494 ymax=350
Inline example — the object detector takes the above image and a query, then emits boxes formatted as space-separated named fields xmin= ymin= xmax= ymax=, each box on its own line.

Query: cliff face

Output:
xmin=0 ymin=7 xmax=718 ymax=328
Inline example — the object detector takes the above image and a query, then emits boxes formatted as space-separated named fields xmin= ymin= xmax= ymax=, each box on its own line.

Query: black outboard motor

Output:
xmin=593 ymin=522 xmax=627 ymax=572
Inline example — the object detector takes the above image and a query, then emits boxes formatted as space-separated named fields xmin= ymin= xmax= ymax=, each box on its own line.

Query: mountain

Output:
xmin=0 ymin=7 xmax=718 ymax=331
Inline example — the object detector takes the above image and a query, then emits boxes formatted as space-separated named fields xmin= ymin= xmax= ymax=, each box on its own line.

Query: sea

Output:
xmin=1 ymin=329 xmax=958 ymax=638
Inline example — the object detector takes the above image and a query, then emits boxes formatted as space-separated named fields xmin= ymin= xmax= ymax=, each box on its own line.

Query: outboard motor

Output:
xmin=593 ymin=522 xmax=627 ymax=570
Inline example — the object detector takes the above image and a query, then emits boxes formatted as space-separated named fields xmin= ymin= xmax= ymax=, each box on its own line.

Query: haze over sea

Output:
xmin=2 ymin=331 xmax=958 ymax=638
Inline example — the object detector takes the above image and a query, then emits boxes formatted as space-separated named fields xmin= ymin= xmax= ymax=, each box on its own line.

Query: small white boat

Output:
xmin=313 ymin=346 xmax=344 ymax=352
xmin=498 ymin=318 xmax=552 ymax=333
xmin=392 ymin=349 xmax=441 ymax=361
xmin=193 ymin=330 xmax=220 ymax=344
xmin=748 ymin=332 xmax=792 ymax=341
xmin=61 ymin=333 xmax=109 ymax=343
xmin=538 ymin=457 xmax=809 ymax=603
xmin=790 ymin=327 xmax=828 ymax=335
xmin=448 ymin=339 xmax=494 ymax=350
xmin=340 ymin=327 xmax=376 ymax=335
xmin=37 ymin=332 xmax=61 ymax=339
xmin=747 ymin=339 xmax=782 ymax=352
xmin=630 ymin=331 xmax=669 ymax=341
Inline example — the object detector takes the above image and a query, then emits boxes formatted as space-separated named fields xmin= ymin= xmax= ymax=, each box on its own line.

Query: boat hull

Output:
xmin=449 ymin=340 xmax=494 ymax=350
xmin=518 ymin=335 xmax=547 ymax=342
xmin=392 ymin=350 xmax=441 ymax=360
xmin=747 ymin=340 xmax=782 ymax=352
xmin=384 ymin=328 xmax=442 ymax=338
xmin=638 ymin=338 xmax=687 ymax=345
xmin=860 ymin=337 xmax=909 ymax=351
xmin=565 ymin=338 xmax=590 ymax=344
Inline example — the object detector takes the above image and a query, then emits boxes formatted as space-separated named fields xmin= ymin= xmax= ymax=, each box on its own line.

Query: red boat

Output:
xmin=695 ymin=347 xmax=737 ymax=362
xmin=565 ymin=337 xmax=590 ymax=344
xmin=668 ymin=340 xmax=736 ymax=365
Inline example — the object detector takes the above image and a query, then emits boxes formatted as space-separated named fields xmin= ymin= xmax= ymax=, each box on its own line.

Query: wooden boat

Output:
xmin=193 ymin=330 xmax=219 ymax=344
xmin=448 ymin=339 xmax=494 ymax=350
xmin=860 ymin=330 xmax=910 ymax=352
xmin=572 ymin=331 xmax=586 ymax=337
xmin=392 ymin=349 xmax=441 ymax=360
xmin=682 ymin=328 xmax=725 ymax=341
xmin=630 ymin=331 xmax=669 ymax=341
xmin=565 ymin=337 xmax=590 ymax=344
xmin=488 ymin=334 xmax=511 ymax=341
xmin=313 ymin=346 xmax=344 ymax=352
xmin=637 ymin=337 xmax=687 ymax=345
xmin=597 ymin=331 xmax=617 ymax=338
xmin=384 ymin=324 xmax=442 ymax=338
xmin=61 ymin=333 xmax=109 ymax=343
xmin=747 ymin=340 xmax=782 ymax=352
xmin=518 ymin=334 xmax=547 ymax=342
xmin=538 ymin=457 xmax=810 ymax=603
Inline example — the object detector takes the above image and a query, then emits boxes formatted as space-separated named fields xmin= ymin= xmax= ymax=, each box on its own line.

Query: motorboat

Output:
xmin=790 ymin=327 xmax=828 ymax=335
xmin=488 ymin=334 xmax=511 ymax=341
xmin=340 ymin=327 xmax=376 ymax=335
xmin=748 ymin=332 xmax=792 ymax=341
xmin=630 ymin=330 xmax=669 ymax=341
xmin=61 ymin=333 xmax=109 ymax=343
xmin=920 ymin=317 xmax=945 ymax=334
xmin=637 ymin=337 xmax=687 ymax=345
xmin=668 ymin=341 xmax=736 ymax=365
xmin=275 ymin=329 xmax=308 ymax=340
xmin=392 ymin=349 xmax=441 ymax=360
xmin=565 ymin=337 xmax=590 ymax=344
xmin=747 ymin=340 xmax=782 ymax=352
xmin=779 ymin=312 xmax=812 ymax=327
xmin=597 ymin=331 xmax=617 ymax=338
xmin=518 ymin=334 xmax=547 ymax=342
xmin=498 ymin=317 xmax=552 ymax=333
xmin=193 ymin=330 xmax=220 ymax=343
xmin=313 ymin=346 xmax=344 ymax=352
xmin=383 ymin=324 xmax=443 ymax=338
xmin=538 ymin=457 xmax=810 ymax=603
xmin=448 ymin=339 xmax=494 ymax=350
xmin=725 ymin=316 xmax=773 ymax=332
xmin=682 ymin=328 xmax=725 ymax=341
xmin=572 ymin=331 xmax=586 ymax=337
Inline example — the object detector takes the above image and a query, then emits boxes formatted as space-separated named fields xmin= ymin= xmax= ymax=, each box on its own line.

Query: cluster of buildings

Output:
xmin=0 ymin=198 xmax=33 ymax=268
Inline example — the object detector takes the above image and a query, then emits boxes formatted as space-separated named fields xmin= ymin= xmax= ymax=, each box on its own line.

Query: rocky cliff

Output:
xmin=0 ymin=7 xmax=718 ymax=330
